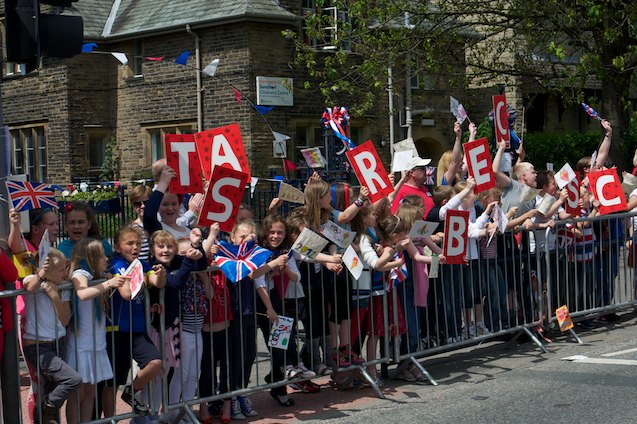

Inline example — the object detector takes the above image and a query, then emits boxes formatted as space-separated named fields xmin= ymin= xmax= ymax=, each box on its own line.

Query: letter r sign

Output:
xmin=346 ymin=140 xmax=393 ymax=203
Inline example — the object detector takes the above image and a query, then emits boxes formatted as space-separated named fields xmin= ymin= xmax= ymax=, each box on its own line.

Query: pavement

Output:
xmin=12 ymin=309 xmax=637 ymax=423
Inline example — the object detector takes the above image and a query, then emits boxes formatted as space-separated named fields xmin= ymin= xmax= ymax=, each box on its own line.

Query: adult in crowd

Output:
xmin=391 ymin=156 xmax=435 ymax=218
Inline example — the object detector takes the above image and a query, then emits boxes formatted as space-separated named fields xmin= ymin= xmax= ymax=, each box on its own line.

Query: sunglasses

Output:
xmin=133 ymin=200 xmax=147 ymax=208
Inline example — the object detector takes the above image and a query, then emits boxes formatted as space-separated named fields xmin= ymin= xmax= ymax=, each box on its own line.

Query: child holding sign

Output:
xmin=65 ymin=239 xmax=128 ymax=424
xmin=255 ymin=214 xmax=314 ymax=406
xmin=102 ymin=227 xmax=166 ymax=418
xmin=304 ymin=180 xmax=368 ymax=368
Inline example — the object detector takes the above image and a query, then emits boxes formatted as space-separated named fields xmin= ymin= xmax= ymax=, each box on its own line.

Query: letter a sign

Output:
xmin=493 ymin=95 xmax=510 ymax=148
xmin=199 ymin=166 xmax=249 ymax=232
xmin=443 ymin=210 xmax=469 ymax=265
xmin=346 ymin=140 xmax=393 ymax=203
xmin=194 ymin=123 xmax=251 ymax=182
xmin=463 ymin=137 xmax=495 ymax=193
xmin=164 ymin=134 xmax=203 ymax=195
xmin=587 ymin=169 xmax=627 ymax=215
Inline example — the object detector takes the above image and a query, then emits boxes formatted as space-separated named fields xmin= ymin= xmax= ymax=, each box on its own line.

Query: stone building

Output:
xmin=1 ymin=1 xmax=474 ymax=185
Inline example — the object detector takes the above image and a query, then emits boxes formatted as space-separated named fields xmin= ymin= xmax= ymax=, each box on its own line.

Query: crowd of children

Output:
xmin=3 ymin=117 xmax=634 ymax=423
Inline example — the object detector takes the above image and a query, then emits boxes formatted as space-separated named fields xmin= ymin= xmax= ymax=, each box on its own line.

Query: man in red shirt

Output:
xmin=391 ymin=156 xmax=435 ymax=218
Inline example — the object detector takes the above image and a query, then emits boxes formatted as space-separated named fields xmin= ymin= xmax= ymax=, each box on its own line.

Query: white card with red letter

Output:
xmin=346 ymin=140 xmax=393 ymax=203
xmin=556 ymin=163 xmax=577 ymax=189
xmin=194 ymin=123 xmax=251 ymax=182
xmin=587 ymin=169 xmax=627 ymax=215
xmin=493 ymin=95 xmax=510 ymax=148
xmin=199 ymin=166 xmax=249 ymax=231
xmin=165 ymin=134 xmax=203 ymax=195
xmin=443 ymin=210 xmax=469 ymax=265
xmin=463 ymin=137 xmax=495 ymax=193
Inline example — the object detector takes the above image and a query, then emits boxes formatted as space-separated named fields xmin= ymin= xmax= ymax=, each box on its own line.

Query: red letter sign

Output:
xmin=463 ymin=137 xmax=495 ymax=193
xmin=345 ymin=140 xmax=393 ymax=203
xmin=164 ymin=134 xmax=203 ymax=195
xmin=194 ymin=123 xmax=251 ymax=182
xmin=443 ymin=209 xmax=469 ymax=265
xmin=564 ymin=177 xmax=580 ymax=216
xmin=493 ymin=95 xmax=510 ymax=148
xmin=587 ymin=169 xmax=627 ymax=215
xmin=199 ymin=166 xmax=249 ymax=232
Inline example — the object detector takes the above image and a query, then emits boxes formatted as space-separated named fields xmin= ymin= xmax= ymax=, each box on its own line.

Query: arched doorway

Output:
xmin=413 ymin=136 xmax=446 ymax=166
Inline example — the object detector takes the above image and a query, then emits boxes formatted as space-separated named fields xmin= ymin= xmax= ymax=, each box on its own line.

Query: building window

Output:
xmin=133 ymin=39 xmax=143 ymax=76
xmin=86 ymin=130 xmax=111 ymax=173
xmin=303 ymin=1 xmax=351 ymax=51
xmin=11 ymin=126 xmax=47 ymax=181
xmin=6 ymin=62 xmax=26 ymax=76
xmin=144 ymin=125 xmax=195 ymax=166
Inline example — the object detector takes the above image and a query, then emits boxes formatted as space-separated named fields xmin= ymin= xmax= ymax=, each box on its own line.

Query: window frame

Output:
xmin=143 ymin=124 xmax=196 ymax=166
xmin=10 ymin=125 xmax=48 ymax=181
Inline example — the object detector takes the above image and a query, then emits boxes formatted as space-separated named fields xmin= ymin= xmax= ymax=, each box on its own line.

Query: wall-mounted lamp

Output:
xmin=379 ymin=135 xmax=387 ymax=147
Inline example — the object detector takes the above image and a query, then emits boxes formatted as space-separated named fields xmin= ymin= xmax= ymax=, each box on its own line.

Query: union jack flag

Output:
xmin=387 ymin=252 xmax=408 ymax=291
xmin=214 ymin=240 xmax=271 ymax=283
xmin=581 ymin=103 xmax=603 ymax=121
xmin=5 ymin=181 xmax=58 ymax=211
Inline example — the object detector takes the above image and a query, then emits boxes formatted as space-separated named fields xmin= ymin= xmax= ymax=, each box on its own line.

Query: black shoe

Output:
xmin=602 ymin=313 xmax=621 ymax=322
xmin=269 ymin=391 xmax=295 ymax=406
xmin=121 ymin=385 xmax=150 ymax=416
xmin=35 ymin=401 xmax=59 ymax=424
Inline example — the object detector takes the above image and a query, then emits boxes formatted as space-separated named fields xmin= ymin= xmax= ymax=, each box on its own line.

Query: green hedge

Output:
xmin=523 ymin=132 xmax=600 ymax=170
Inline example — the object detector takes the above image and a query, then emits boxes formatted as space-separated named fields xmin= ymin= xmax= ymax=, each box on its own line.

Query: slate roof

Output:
xmin=64 ymin=0 xmax=297 ymax=40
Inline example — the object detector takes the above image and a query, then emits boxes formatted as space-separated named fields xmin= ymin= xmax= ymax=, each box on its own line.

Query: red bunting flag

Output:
xmin=233 ymin=88 xmax=241 ymax=103
xmin=283 ymin=159 xmax=299 ymax=172
xmin=146 ymin=56 xmax=165 ymax=61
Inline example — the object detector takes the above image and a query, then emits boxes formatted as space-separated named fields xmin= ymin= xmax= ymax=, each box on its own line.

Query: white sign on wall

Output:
xmin=256 ymin=76 xmax=293 ymax=106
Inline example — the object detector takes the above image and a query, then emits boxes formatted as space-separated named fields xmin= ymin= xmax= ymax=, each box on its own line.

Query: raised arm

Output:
xmin=595 ymin=120 xmax=612 ymax=169
xmin=336 ymin=187 xmax=369 ymax=224
xmin=493 ymin=140 xmax=512 ymax=188
xmin=444 ymin=122 xmax=464 ymax=186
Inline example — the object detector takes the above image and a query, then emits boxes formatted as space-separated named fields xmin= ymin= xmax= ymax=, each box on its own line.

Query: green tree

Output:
xmin=293 ymin=0 xmax=636 ymax=166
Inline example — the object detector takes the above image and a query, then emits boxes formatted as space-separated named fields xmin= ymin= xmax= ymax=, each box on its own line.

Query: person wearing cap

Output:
xmin=391 ymin=156 xmax=435 ymax=218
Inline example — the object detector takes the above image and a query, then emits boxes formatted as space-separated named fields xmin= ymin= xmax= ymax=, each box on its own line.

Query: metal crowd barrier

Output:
xmin=4 ymin=212 xmax=637 ymax=423
xmin=544 ymin=210 xmax=637 ymax=343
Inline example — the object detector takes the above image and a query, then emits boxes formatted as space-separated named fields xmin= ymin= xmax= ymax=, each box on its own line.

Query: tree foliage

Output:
xmin=291 ymin=0 xmax=636 ymax=165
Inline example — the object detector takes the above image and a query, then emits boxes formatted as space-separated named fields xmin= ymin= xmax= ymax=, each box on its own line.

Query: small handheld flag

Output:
xmin=581 ymin=103 xmax=603 ymax=121
xmin=215 ymin=240 xmax=272 ymax=283
xmin=5 ymin=181 xmax=58 ymax=211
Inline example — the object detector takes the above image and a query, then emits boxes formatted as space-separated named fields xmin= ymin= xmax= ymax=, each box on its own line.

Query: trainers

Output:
xmin=331 ymin=348 xmax=352 ymax=367
xmin=343 ymin=348 xmax=365 ymax=365
xmin=476 ymin=321 xmax=490 ymax=336
xmin=397 ymin=368 xmax=417 ymax=382
xmin=316 ymin=362 xmax=333 ymax=376
xmin=121 ymin=385 xmax=150 ymax=416
xmin=230 ymin=399 xmax=246 ymax=420
xmin=289 ymin=380 xmax=321 ymax=393
xmin=285 ymin=366 xmax=301 ymax=380
xmin=298 ymin=362 xmax=317 ymax=378
xmin=466 ymin=323 xmax=475 ymax=338
xmin=237 ymin=396 xmax=258 ymax=417
xmin=408 ymin=364 xmax=428 ymax=383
